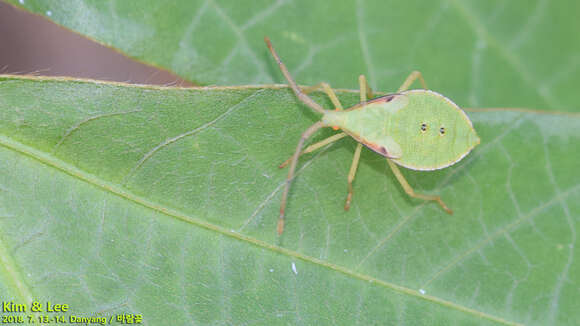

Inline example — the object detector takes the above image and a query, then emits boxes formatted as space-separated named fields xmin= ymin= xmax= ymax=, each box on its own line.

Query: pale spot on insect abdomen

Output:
xmin=321 ymin=110 xmax=345 ymax=128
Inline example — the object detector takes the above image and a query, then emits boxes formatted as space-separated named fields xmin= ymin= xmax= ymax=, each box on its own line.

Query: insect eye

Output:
xmin=420 ymin=123 xmax=427 ymax=133
xmin=439 ymin=127 xmax=445 ymax=135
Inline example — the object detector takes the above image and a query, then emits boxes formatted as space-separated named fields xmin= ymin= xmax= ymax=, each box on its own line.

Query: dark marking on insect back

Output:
xmin=369 ymin=94 xmax=397 ymax=104
xmin=361 ymin=140 xmax=390 ymax=158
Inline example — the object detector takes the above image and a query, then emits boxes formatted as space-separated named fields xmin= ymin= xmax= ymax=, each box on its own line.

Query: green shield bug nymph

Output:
xmin=265 ymin=37 xmax=480 ymax=235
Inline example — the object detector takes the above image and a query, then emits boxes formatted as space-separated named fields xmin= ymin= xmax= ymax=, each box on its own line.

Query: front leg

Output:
xmin=278 ymin=122 xmax=325 ymax=235
xmin=302 ymin=82 xmax=344 ymax=111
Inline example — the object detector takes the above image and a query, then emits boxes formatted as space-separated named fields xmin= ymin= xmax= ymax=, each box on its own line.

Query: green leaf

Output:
xmin=1 ymin=76 xmax=579 ymax=325
xmin=2 ymin=0 xmax=580 ymax=324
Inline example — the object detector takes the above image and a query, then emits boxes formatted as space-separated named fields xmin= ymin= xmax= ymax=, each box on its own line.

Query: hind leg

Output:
xmin=386 ymin=159 xmax=453 ymax=214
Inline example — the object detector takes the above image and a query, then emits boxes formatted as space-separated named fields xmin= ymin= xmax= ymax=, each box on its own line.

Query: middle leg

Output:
xmin=279 ymin=132 xmax=348 ymax=168
xmin=344 ymin=75 xmax=374 ymax=210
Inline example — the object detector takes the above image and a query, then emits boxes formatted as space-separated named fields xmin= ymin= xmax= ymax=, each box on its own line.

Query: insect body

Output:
xmin=323 ymin=91 xmax=480 ymax=170
xmin=265 ymin=37 xmax=480 ymax=235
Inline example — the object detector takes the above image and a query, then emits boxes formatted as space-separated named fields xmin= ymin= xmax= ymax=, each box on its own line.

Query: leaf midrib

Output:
xmin=3 ymin=75 xmax=576 ymax=326
xmin=0 ymin=130 xmax=522 ymax=326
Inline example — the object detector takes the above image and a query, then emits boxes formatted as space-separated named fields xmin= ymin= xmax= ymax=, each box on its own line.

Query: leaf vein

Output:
xmin=0 ymin=134 xmax=523 ymax=326
xmin=420 ymin=183 xmax=580 ymax=289
xmin=122 ymin=89 xmax=264 ymax=184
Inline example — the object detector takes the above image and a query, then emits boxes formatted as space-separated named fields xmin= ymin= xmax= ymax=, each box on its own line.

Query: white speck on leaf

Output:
xmin=291 ymin=262 xmax=297 ymax=275
xmin=19 ymin=0 xmax=24 ymax=4
xmin=419 ymin=289 xmax=426 ymax=294
xmin=269 ymin=269 xmax=274 ymax=273
xmin=46 ymin=10 xmax=52 ymax=16
xmin=344 ymin=249 xmax=348 ymax=253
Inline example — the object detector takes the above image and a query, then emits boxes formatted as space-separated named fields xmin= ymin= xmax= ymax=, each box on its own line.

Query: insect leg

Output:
xmin=279 ymin=132 xmax=348 ymax=168
xmin=386 ymin=159 xmax=453 ymax=214
xmin=344 ymin=142 xmax=362 ymax=210
xmin=279 ymin=121 xmax=325 ymax=235
xmin=395 ymin=71 xmax=454 ymax=213
xmin=358 ymin=75 xmax=374 ymax=102
xmin=301 ymin=83 xmax=343 ymax=110
xmin=265 ymin=37 xmax=327 ymax=114
xmin=397 ymin=71 xmax=428 ymax=92
xmin=343 ymin=74 xmax=374 ymax=210
xmin=302 ymin=82 xmax=346 ymax=130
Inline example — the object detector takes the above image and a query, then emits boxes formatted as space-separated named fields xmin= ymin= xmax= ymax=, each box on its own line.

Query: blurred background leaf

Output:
xmin=5 ymin=0 xmax=580 ymax=112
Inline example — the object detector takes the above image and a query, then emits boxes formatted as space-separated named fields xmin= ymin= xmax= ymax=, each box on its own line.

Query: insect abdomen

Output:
xmin=389 ymin=90 xmax=480 ymax=170
xmin=323 ymin=90 xmax=479 ymax=170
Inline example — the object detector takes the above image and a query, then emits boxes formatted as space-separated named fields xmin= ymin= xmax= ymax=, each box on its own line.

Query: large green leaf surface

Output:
xmin=0 ymin=76 xmax=579 ymax=325
xmin=2 ymin=0 xmax=580 ymax=325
